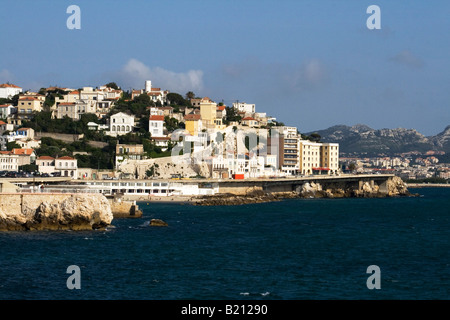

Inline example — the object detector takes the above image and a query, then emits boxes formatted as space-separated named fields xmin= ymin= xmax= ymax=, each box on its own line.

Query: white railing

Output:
xmin=19 ymin=188 xmax=100 ymax=194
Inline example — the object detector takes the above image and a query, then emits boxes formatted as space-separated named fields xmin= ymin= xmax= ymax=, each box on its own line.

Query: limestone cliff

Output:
xmin=0 ymin=194 xmax=113 ymax=231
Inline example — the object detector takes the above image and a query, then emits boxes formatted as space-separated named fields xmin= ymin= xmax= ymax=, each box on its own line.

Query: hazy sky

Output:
xmin=1 ymin=0 xmax=449 ymax=135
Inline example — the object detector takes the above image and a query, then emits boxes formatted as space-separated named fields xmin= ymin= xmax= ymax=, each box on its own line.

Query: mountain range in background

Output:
xmin=306 ymin=124 xmax=450 ymax=155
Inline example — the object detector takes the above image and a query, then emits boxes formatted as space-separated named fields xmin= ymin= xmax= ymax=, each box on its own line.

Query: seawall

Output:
xmin=108 ymin=197 xmax=143 ymax=218
xmin=195 ymin=175 xmax=412 ymax=205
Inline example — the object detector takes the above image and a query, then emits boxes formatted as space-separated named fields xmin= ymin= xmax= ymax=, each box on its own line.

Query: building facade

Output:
xmin=0 ymin=83 xmax=22 ymax=99
xmin=108 ymin=112 xmax=135 ymax=136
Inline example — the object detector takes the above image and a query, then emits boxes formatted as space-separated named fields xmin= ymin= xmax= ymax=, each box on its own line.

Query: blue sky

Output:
xmin=1 ymin=0 xmax=449 ymax=136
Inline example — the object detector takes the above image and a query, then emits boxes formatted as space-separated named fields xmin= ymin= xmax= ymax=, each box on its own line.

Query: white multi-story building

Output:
xmin=107 ymin=112 xmax=135 ymax=136
xmin=0 ymin=151 xmax=19 ymax=171
xmin=36 ymin=156 xmax=56 ymax=175
xmin=132 ymin=80 xmax=169 ymax=105
xmin=149 ymin=115 xmax=165 ymax=138
xmin=232 ymin=102 xmax=255 ymax=115
xmin=55 ymin=156 xmax=78 ymax=179
xmin=0 ymin=83 xmax=22 ymax=99
xmin=210 ymin=153 xmax=265 ymax=179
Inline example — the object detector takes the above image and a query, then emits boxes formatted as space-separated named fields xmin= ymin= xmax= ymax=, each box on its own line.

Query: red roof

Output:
xmin=149 ymin=115 xmax=165 ymax=121
xmin=0 ymin=104 xmax=12 ymax=108
xmin=0 ymin=83 xmax=21 ymax=88
xmin=12 ymin=148 xmax=34 ymax=155
xmin=184 ymin=114 xmax=201 ymax=121
xmin=242 ymin=117 xmax=257 ymax=121
xmin=69 ymin=91 xmax=80 ymax=94
xmin=58 ymin=102 xmax=75 ymax=106
xmin=57 ymin=156 xmax=75 ymax=160
xmin=37 ymin=156 xmax=55 ymax=160
xmin=217 ymin=106 xmax=226 ymax=111
xmin=312 ymin=167 xmax=331 ymax=171
xmin=0 ymin=121 xmax=5 ymax=125
xmin=18 ymin=96 xmax=39 ymax=101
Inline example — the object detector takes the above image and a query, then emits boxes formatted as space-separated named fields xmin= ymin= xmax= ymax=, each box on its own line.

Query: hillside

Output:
xmin=306 ymin=124 xmax=450 ymax=155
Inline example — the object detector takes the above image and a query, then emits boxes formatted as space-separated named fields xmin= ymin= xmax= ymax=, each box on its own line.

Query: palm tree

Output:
xmin=185 ymin=91 xmax=195 ymax=100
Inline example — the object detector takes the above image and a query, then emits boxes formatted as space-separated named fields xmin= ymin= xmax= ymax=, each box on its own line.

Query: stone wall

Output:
xmin=108 ymin=198 xmax=142 ymax=218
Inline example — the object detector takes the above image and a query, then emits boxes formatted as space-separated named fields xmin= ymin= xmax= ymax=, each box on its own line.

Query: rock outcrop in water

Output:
xmin=0 ymin=194 xmax=113 ymax=231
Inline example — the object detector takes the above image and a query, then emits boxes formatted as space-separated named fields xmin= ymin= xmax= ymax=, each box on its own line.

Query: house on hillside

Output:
xmin=106 ymin=112 xmax=135 ymax=136
xmin=0 ymin=83 xmax=22 ymax=99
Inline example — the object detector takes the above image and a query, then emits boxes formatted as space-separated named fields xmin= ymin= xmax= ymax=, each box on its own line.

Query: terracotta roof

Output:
xmin=242 ymin=117 xmax=257 ymax=121
xmin=217 ymin=106 xmax=226 ymax=111
xmin=0 ymin=151 xmax=12 ymax=155
xmin=37 ymin=156 xmax=55 ymax=160
xmin=0 ymin=121 xmax=6 ymax=125
xmin=69 ymin=91 xmax=80 ymax=94
xmin=57 ymin=156 xmax=75 ymax=160
xmin=149 ymin=115 xmax=165 ymax=121
xmin=17 ymin=127 xmax=32 ymax=131
xmin=12 ymin=148 xmax=34 ymax=155
xmin=45 ymin=86 xmax=62 ymax=91
xmin=184 ymin=114 xmax=201 ymax=121
xmin=18 ymin=96 xmax=39 ymax=101
xmin=0 ymin=83 xmax=21 ymax=88
xmin=58 ymin=102 xmax=75 ymax=106
xmin=148 ymin=92 xmax=162 ymax=96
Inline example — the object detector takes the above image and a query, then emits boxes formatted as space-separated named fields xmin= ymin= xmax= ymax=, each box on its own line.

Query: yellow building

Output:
xmin=299 ymin=140 xmax=322 ymax=175
xmin=320 ymin=143 xmax=340 ymax=174
xmin=184 ymin=114 xmax=202 ymax=136
xmin=200 ymin=101 xmax=217 ymax=130
xmin=17 ymin=96 xmax=43 ymax=119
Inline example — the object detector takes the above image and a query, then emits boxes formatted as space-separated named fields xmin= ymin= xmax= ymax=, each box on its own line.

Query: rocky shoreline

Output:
xmin=194 ymin=176 xmax=417 ymax=206
xmin=0 ymin=194 xmax=113 ymax=231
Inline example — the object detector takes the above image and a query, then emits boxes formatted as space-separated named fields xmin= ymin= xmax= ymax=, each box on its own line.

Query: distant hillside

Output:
xmin=306 ymin=124 xmax=450 ymax=155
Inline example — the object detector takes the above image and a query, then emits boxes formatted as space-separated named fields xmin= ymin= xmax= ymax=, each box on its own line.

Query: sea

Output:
xmin=0 ymin=188 xmax=449 ymax=301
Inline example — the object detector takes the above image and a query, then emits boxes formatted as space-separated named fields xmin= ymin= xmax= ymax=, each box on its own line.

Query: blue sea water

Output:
xmin=0 ymin=188 xmax=449 ymax=300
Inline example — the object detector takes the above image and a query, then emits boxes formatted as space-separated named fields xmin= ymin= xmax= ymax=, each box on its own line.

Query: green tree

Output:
xmin=348 ymin=163 xmax=356 ymax=172
xmin=133 ymin=93 xmax=151 ymax=105
xmin=105 ymin=82 xmax=120 ymax=90
xmin=185 ymin=91 xmax=195 ymax=100
xmin=167 ymin=92 xmax=188 ymax=106
xmin=224 ymin=106 xmax=242 ymax=125
xmin=6 ymin=141 xmax=21 ymax=151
